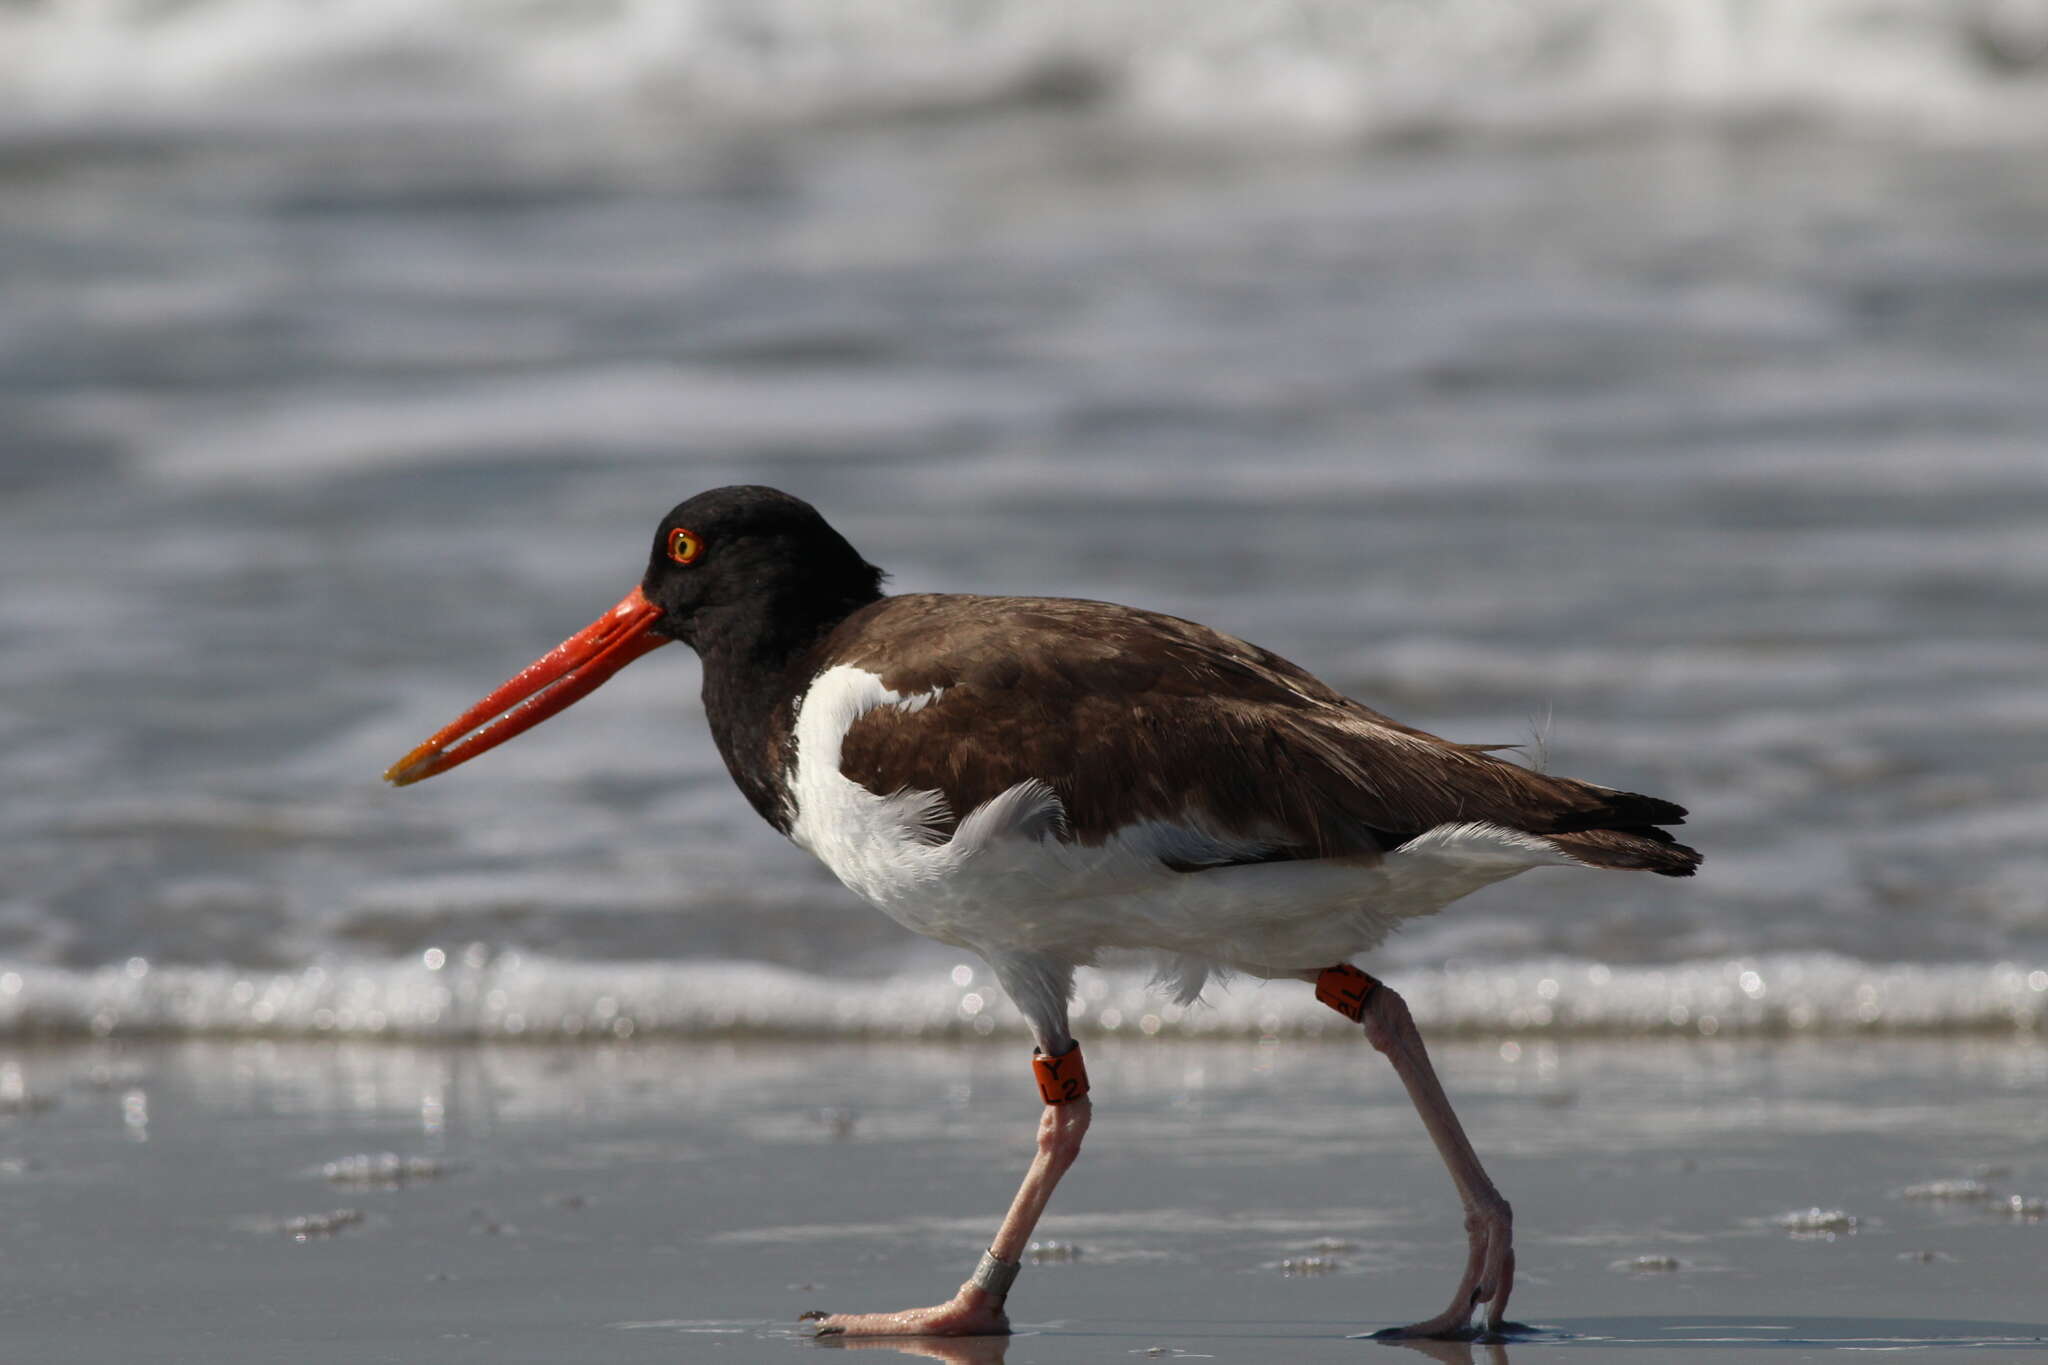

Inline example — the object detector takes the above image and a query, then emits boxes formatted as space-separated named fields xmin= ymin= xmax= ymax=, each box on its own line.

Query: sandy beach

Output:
xmin=5 ymin=1035 xmax=2043 ymax=1363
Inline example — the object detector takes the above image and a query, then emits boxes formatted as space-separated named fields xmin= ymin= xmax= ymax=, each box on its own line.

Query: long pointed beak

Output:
xmin=383 ymin=587 xmax=671 ymax=786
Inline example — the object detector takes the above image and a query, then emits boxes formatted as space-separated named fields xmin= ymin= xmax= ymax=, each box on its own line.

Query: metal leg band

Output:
xmin=969 ymin=1247 xmax=1021 ymax=1298
xmin=1315 ymin=964 xmax=1380 ymax=1022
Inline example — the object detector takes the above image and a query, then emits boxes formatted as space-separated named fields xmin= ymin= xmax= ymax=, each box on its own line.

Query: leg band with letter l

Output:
xmin=1315 ymin=964 xmax=1380 ymax=1022
xmin=969 ymin=1248 xmax=1021 ymax=1298
xmin=1031 ymin=1043 xmax=1090 ymax=1104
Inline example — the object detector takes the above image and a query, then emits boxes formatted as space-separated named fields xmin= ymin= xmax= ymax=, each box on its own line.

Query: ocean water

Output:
xmin=3 ymin=0 xmax=2047 ymax=1042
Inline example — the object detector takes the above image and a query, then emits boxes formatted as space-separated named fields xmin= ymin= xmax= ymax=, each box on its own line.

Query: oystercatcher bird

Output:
xmin=386 ymin=485 xmax=1699 ymax=1340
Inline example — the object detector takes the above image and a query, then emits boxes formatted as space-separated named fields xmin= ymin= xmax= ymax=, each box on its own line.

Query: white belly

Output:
xmin=785 ymin=665 xmax=1580 ymax=981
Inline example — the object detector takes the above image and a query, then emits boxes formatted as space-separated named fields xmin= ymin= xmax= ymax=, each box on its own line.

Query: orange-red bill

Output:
xmin=383 ymin=587 xmax=671 ymax=787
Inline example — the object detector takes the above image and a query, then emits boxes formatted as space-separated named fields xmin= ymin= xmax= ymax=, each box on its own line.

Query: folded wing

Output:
xmin=820 ymin=595 xmax=1701 ymax=878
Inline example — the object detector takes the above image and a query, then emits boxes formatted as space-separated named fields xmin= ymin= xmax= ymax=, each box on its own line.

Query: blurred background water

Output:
xmin=3 ymin=0 xmax=2047 ymax=1041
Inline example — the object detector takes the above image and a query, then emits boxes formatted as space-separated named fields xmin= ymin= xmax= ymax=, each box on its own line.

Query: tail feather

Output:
xmin=1547 ymin=789 xmax=1688 ymax=832
xmin=1540 ymin=786 xmax=1699 ymax=877
xmin=1547 ymin=827 xmax=1701 ymax=877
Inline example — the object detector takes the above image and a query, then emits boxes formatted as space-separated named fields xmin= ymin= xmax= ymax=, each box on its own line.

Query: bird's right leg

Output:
xmin=807 ymin=954 xmax=1090 ymax=1339
xmin=1316 ymin=964 xmax=1517 ymax=1340
xmin=804 ymin=1046 xmax=1092 ymax=1338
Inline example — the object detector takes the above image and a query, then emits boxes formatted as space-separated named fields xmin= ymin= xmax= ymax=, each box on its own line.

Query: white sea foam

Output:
xmin=0 ymin=954 xmax=2040 ymax=1043
xmin=4 ymin=0 xmax=2048 ymax=144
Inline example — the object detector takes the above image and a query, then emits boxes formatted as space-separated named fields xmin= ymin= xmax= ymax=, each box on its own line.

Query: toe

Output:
xmin=799 ymin=1311 xmax=845 ymax=1338
xmin=1379 ymin=1307 xmax=1479 ymax=1341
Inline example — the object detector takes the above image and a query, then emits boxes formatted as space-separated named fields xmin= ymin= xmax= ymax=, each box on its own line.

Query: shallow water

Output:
xmin=2 ymin=1 xmax=2046 ymax=1041
xmin=3 ymin=1037 xmax=2045 ymax=1362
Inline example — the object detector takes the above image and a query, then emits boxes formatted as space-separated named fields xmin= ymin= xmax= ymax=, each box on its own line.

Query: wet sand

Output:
xmin=3 ymin=1035 xmax=2043 ymax=1363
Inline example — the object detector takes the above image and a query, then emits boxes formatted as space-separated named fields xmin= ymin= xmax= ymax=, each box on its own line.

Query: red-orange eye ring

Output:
xmin=667 ymin=527 xmax=702 ymax=565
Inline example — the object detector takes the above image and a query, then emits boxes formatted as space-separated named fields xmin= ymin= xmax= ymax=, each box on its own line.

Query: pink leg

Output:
xmin=806 ymin=1052 xmax=1093 ymax=1339
xmin=1356 ymin=982 xmax=1517 ymax=1339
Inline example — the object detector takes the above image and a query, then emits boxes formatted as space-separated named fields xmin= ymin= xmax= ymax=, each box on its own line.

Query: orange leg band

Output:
xmin=1031 ymin=1043 xmax=1090 ymax=1105
xmin=1315 ymin=964 xmax=1381 ymax=1022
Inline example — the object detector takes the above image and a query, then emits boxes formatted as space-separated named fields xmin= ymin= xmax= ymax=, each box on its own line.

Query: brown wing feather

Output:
xmin=820 ymin=595 xmax=1699 ymax=875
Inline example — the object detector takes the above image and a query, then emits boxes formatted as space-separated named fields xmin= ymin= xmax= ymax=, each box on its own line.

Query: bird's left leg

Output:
xmin=808 ymin=957 xmax=1089 ymax=1339
xmin=1316 ymin=965 xmax=1517 ymax=1340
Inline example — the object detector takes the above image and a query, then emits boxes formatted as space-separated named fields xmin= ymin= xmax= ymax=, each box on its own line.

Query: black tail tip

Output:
xmin=1651 ymin=840 xmax=1704 ymax=877
xmin=1616 ymin=792 xmax=1689 ymax=827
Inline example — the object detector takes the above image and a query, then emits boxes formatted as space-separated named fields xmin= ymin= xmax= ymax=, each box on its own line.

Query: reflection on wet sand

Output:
xmin=813 ymin=1330 xmax=1012 ymax=1362
xmin=812 ymin=1328 xmax=1524 ymax=1362
xmin=1371 ymin=1335 xmax=1514 ymax=1365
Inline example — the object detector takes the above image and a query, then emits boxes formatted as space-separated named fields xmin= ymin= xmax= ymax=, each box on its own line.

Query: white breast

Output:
xmin=785 ymin=665 xmax=1060 ymax=943
xmin=785 ymin=665 xmax=1582 ymax=985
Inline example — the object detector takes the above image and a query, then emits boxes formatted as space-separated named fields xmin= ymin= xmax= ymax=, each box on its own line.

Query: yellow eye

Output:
xmin=667 ymin=527 xmax=703 ymax=565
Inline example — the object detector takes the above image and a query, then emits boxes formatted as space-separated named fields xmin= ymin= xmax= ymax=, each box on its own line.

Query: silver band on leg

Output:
xmin=969 ymin=1248 xmax=1021 ymax=1298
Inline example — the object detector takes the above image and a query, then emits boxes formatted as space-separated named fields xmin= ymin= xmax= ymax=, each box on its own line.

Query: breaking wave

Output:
xmin=2 ymin=952 xmax=2041 ymax=1043
xmin=5 ymin=0 xmax=2048 ymax=144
